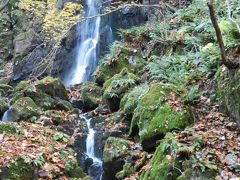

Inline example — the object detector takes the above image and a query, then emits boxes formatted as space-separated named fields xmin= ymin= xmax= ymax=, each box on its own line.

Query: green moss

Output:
xmin=80 ymin=82 xmax=102 ymax=111
xmin=35 ymin=76 xmax=68 ymax=100
xmin=6 ymin=158 xmax=33 ymax=180
xmin=103 ymin=68 xmax=138 ymax=111
xmin=64 ymin=160 xmax=86 ymax=178
xmin=0 ymin=122 xmax=16 ymax=134
xmin=115 ymin=163 xmax=135 ymax=179
xmin=103 ymin=137 xmax=131 ymax=163
xmin=130 ymin=83 xmax=193 ymax=149
xmin=94 ymin=44 xmax=146 ymax=85
xmin=140 ymin=133 xmax=182 ymax=180
xmin=12 ymin=97 xmax=40 ymax=121
xmin=140 ymin=104 xmax=192 ymax=143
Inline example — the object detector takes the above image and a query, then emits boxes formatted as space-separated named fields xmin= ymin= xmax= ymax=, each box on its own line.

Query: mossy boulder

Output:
xmin=103 ymin=137 xmax=131 ymax=180
xmin=103 ymin=68 xmax=138 ymax=111
xmin=0 ymin=158 xmax=34 ymax=180
xmin=217 ymin=67 xmax=240 ymax=129
xmin=11 ymin=97 xmax=40 ymax=121
xmin=11 ymin=77 xmax=72 ymax=111
xmin=120 ymin=84 xmax=149 ymax=114
xmin=140 ymin=133 xmax=183 ymax=180
xmin=130 ymin=83 xmax=193 ymax=150
xmin=0 ymin=98 xmax=8 ymax=117
xmin=71 ymin=82 xmax=102 ymax=111
xmin=94 ymin=44 xmax=146 ymax=85
xmin=35 ymin=76 xmax=68 ymax=100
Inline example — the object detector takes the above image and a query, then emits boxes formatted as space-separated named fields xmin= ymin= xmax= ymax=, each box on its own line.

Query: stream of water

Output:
xmin=80 ymin=114 xmax=102 ymax=180
xmin=64 ymin=0 xmax=101 ymax=86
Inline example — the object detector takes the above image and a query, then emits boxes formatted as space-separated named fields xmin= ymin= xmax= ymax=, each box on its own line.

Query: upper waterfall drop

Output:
xmin=64 ymin=0 xmax=101 ymax=86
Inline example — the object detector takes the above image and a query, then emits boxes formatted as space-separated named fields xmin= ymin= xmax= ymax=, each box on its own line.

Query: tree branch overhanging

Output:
xmin=0 ymin=0 xmax=10 ymax=11
xmin=207 ymin=0 xmax=239 ymax=69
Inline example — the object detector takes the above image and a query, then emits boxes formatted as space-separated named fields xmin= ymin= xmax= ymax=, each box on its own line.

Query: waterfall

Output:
xmin=64 ymin=0 xmax=101 ymax=86
xmin=2 ymin=110 xmax=9 ymax=122
xmin=80 ymin=114 xmax=102 ymax=180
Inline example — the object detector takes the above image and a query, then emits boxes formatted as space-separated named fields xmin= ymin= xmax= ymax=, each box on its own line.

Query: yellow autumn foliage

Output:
xmin=19 ymin=0 xmax=83 ymax=40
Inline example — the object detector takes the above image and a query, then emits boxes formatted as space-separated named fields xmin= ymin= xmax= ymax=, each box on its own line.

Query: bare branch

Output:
xmin=0 ymin=0 xmax=10 ymax=11
xmin=207 ymin=0 xmax=239 ymax=69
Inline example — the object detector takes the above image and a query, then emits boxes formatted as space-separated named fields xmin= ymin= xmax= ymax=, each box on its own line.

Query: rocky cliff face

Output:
xmin=0 ymin=0 xmax=83 ymax=82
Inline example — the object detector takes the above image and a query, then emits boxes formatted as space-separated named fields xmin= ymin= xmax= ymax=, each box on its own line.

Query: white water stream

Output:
xmin=64 ymin=0 xmax=101 ymax=86
xmin=80 ymin=114 xmax=102 ymax=179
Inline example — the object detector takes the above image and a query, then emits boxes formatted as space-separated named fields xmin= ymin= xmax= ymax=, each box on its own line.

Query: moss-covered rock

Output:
xmin=11 ymin=97 xmax=40 ymax=121
xmin=71 ymin=82 xmax=102 ymax=111
xmin=0 ymin=158 xmax=34 ymax=180
xmin=64 ymin=160 xmax=86 ymax=178
xmin=94 ymin=44 xmax=146 ymax=85
xmin=11 ymin=77 xmax=72 ymax=111
xmin=140 ymin=133 xmax=183 ymax=180
xmin=35 ymin=76 xmax=68 ymax=100
xmin=103 ymin=137 xmax=131 ymax=180
xmin=217 ymin=67 xmax=240 ymax=129
xmin=103 ymin=68 xmax=138 ymax=111
xmin=130 ymin=83 xmax=193 ymax=150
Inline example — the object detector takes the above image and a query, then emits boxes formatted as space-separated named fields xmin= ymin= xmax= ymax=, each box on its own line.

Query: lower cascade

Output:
xmin=81 ymin=114 xmax=102 ymax=179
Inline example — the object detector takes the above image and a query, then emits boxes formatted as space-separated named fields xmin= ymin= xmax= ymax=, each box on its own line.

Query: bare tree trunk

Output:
xmin=207 ymin=0 xmax=239 ymax=69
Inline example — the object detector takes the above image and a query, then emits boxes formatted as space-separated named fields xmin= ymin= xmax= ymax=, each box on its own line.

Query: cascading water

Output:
xmin=80 ymin=114 xmax=102 ymax=179
xmin=64 ymin=0 xmax=101 ymax=86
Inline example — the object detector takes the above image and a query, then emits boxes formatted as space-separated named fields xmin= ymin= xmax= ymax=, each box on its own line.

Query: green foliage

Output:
xmin=33 ymin=154 xmax=45 ymax=167
xmin=120 ymin=84 xmax=149 ymax=113
xmin=118 ymin=25 xmax=148 ymax=42
xmin=7 ymin=158 xmax=33 ymax=180
xmin=0 ymin=122 xmax=17 ymax=134
xmin=53 ymin=132 xmax=69 ymax=142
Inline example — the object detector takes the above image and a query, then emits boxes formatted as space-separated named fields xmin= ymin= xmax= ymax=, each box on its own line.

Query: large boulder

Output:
xmin=139 ymin=133 xmax=217 ymax=180
xmin=35 ymin=76 xmax=68 ymax=100
xmin=11 ymin=77 xmax=71 ymax=111
xmin=70 ymin=82 xmax=102 ymax=111
xmin=103 ymin=137 xmax=131 ymax=180
xmin=103 ymin=68 xmax=138 ymax=111
xmin=11 ymin=97 xmax=40 ymax=121
xmin=217 ymin=66 xmax=240 ymax=129
xmin=130 ymin=83 xmax=193 ymax=150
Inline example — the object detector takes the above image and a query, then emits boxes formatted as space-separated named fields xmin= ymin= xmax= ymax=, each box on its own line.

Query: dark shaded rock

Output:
xmin=102 ymin=137 xmax=131 ymax=180
xmin=69 ymin=82 xmax=102 ymax=111
xmin=88 ymin=163 xmax=102 ymax=180
xmin=11 ymin=97 xmax=40 ymax=121
xmin=35 ymin=76 xmax=68 ymax=100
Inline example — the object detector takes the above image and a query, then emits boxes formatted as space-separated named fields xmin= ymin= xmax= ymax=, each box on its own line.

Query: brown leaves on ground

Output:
xmin=175 ymin=90 xmax=240 ymax=179
xmin=0 ymin=121 xmax=77 ymax=179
